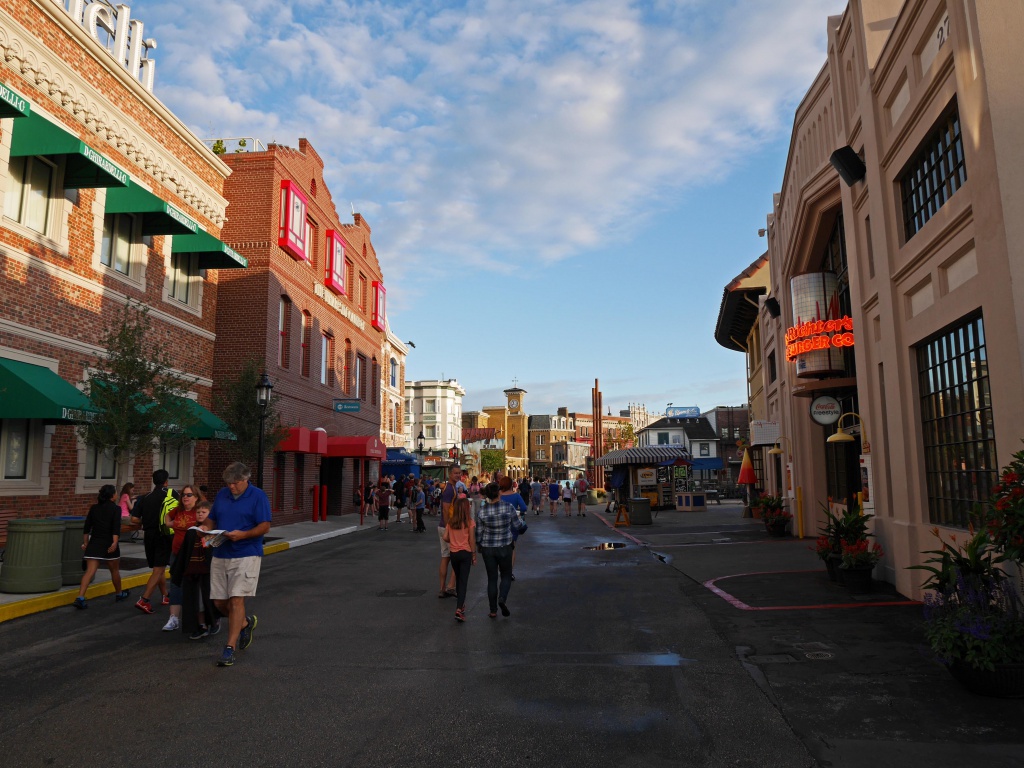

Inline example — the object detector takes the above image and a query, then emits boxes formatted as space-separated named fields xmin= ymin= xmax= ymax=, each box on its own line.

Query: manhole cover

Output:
xmin=378 ymin=589 xmax=427 ymax=598
xmin=804 ymin=651 xmax=834 ymax=660
xmin=584 ymin=542 xmax=627 ymax=550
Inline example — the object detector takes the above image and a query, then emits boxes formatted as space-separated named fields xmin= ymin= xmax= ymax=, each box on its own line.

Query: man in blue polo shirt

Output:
xmin=207 ymin=461 xmax=271 ymax=668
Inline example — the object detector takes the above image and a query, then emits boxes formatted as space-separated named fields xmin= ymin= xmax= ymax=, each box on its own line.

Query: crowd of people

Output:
xmin=74 ymin=462 xmax=272 ymax=668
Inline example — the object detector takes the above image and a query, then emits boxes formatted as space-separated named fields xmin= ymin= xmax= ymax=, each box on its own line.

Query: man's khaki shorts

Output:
xmin=210 ymin=555 xmax=262 ymax=599
xmin=438 ymin=526 xmax=450 ymax=558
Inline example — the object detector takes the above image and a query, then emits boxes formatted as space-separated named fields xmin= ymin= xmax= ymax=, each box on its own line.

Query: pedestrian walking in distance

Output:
xmin=206 ymin=462 xmax=272 ymax=668
xmin=130 ymin=469 xmax=177 ymax=614
xmin=74 ymin=484 xmax=129 ymax=608
xmin=441 ymin=497 xmax=476 ymax=622
xmin=475 ymin=482 xmax=527 ymax=618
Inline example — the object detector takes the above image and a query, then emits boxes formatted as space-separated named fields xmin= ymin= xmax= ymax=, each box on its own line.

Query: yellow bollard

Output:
xmin=796 ymin=486 xmax=804 ymax=539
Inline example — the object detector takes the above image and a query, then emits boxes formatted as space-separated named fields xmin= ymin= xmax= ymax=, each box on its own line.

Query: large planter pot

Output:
xmin=948 ymin=660 xmax=1024 ymax=698
xmin=764 ymin=519 xmax=789 ymax=537
xmin=839 ymin=564 xmax=873 ymax=592
xmin=823 ymin=553 xmax=842 ymax=582
xmin=750 ymin=505 xmax=762 ymax=519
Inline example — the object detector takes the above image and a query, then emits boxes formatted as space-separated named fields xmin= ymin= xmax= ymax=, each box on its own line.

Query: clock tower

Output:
xmin=503 ymin=385 xmax=528 ymax=477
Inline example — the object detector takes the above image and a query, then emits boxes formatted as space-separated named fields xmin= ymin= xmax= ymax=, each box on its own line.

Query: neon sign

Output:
xmin=785 ymin=316 xmax=855 ymax=361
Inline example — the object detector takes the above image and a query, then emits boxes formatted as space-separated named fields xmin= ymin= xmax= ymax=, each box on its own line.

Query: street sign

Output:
xmin=666 ymin=406 xmax=701 ymax=418
xmin=334 ymin=400 xmax=361 ymax=413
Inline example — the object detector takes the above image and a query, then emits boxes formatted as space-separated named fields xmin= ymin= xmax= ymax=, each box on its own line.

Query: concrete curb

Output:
xmin=0 ymin=518 xmax=375 ymax=624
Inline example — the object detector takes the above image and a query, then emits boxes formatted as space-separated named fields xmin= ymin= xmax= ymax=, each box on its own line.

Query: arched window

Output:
xmin=344 ymin=339 xmax=353 ymax=395
xmin=371 ymin=357 xmax=379 ymax=406
xmin=390 ymin=358 xmax=398 ymax=388
xmin=300 ymin=311 xmax=312 ymax=377
xmin=278 ymin=296 xmax=292 ymax=368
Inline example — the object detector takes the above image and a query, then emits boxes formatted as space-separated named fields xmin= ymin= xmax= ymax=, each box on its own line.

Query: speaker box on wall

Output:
xmin=830 ymin=146 xmax=867 ymax=186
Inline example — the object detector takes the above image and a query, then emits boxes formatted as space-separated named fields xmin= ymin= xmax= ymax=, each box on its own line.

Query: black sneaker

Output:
xmin=208 ymin=621 xmax=222 ymax=637
xmin=217 ymin=646 xmax=235 ymax=667
xmin=238 ymin=614 xmax=257 ymax=650
xmin=190 ymin=626 xmax=210 ymax=640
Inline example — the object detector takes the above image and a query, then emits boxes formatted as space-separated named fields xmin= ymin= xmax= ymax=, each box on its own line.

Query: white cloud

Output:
xmin=146 ymin=0 xmax=843 ymax=288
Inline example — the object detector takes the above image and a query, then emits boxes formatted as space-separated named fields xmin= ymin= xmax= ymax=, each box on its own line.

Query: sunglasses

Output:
xmin=182 ymin=492 xmax=196 ymax=498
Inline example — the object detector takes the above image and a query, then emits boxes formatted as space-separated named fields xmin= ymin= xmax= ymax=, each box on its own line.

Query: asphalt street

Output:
xmin=0 ymin=508 xmax=813 ymax=768
xmin=1 ymin=504 xmax=1022 ymax=768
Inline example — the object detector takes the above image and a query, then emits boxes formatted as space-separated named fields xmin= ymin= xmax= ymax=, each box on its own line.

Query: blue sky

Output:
xmin=138 ymin=0 xmax=847 ymax=415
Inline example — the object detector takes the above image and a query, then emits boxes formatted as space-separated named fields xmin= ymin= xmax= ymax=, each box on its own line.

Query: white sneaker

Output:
xmin=162 ymin=616 xmax=180 ymax=632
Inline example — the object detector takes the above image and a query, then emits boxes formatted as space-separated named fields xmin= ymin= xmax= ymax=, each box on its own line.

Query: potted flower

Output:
xmin=759 ymin=495 xmax=790 ymax=536
xmin=815 ymin=501 xmax=873 ymax=582
xmin=913 ymin=527 xmax=1024 ymax=697
xmin=838 ymin=538 xmax=883 ymax=592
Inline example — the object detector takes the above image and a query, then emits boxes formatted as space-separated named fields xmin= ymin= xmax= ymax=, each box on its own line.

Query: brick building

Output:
xmin=212 ymin=139 xmax=386 ymax=525
xmin=0 ymin=1 xmax=240 ymax=543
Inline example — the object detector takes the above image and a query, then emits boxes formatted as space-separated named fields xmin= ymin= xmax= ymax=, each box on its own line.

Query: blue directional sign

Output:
xmin=334 ymin=400 xmax=361 ymax=413
xmin=666 ymin=406 xmax=701 ymax=418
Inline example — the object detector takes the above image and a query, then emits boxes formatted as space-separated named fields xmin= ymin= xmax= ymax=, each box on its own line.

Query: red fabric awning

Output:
xmin=326 ymin=435 xmax=385 ymax=459
xmin=277 ymin=427 xmax=327 ymax=455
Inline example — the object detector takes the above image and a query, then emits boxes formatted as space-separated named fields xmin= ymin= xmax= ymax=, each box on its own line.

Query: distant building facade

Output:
xmin=405 ymin=379 xmax=464 ymax=454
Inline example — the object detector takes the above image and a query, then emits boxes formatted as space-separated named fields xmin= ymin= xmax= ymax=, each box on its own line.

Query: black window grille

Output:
xmin=917 ymin=313 xmax=996 ymax=528
xmin=900 ymin=103 xmax=967 ymax=241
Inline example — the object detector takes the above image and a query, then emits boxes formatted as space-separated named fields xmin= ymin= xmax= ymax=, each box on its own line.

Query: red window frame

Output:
xmin=278 ymin=180 xmax=309 ymax=261
xmin=325 ymin=230 xmax=347 ymax=295
xmin=371 ymin=280 xmax=386 ymax=331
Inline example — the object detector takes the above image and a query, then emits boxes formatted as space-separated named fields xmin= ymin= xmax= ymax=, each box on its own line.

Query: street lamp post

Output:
xmin=417 ymin=430 xmax=425 ymax=457
xmin=254 ymin=372 xmax=274 ymax=489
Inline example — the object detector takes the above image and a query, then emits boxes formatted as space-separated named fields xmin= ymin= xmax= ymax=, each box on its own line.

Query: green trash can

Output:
xmin=0 ymin=518 xmax=66 ymax=594
xmin=628 ymin=497 xmax=652 ymax=525
xmin=586 ymin=490 xmax=599 ymax=505
xmin=54 ymin=516 xmax=87 ymax=586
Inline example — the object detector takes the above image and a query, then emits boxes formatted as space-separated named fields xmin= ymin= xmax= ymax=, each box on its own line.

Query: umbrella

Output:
xmin=737 ymin=448 xmax=757 ymax=485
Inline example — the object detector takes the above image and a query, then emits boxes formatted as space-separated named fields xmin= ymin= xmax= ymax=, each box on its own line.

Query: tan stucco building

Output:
xmin=481 ymin=387 xmax=529 ymax=477
xmin=722 ymin=0 xmax=1024 ymax=598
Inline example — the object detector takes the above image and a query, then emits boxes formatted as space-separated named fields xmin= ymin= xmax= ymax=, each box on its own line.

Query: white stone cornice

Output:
xmin=0 ymin=6 xmax=229 ymax=227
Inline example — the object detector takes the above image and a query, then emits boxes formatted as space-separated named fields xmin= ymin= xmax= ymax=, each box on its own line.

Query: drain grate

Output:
xmin=378 ymin=589 xmax=427 ymax=598
xmin=804 ymin=651 xmax=834 ymax=660
xmin=584 ymin=542 xmax=627 ymax=550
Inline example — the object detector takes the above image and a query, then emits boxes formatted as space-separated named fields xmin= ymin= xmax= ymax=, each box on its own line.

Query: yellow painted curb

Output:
xmin=0 ymin=541 xmax=293 ymax=625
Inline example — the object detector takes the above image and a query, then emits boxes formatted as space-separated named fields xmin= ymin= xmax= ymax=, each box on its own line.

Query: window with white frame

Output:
xmin=390 ymin=358 xmax=398 ymax=388
xmin=1 ymin=419 xmax=31 ymax=480
xmin=320 ymin=333 xmax=330 ymax=386
xmin=699 ymin=443 xmax=710 ymax=456
xmin=4 ymin=155 xmax=56 ymax=236
xmin=535 ymin=449 xmax=546 ymax=460
xmin=100 ymin=213 xmax=134 ymax=275
xmin=160 ymin=441 xmax=184 ymax=481
xmin=425 ymin=399 xmax=436 ymax=414
xmin=84 ymin=444 xmax=117 ymax=480
xmin=426 ymin=426 xmax=437 ymax=438
xmin=168 ymin=252 xmax=196 ymax=304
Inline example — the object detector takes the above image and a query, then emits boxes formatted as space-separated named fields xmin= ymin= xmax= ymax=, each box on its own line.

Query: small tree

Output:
xmin=480 ymin=449 xmax=506 ymax=475
xmin=211 ymin=139 xmax=226 ymax=155
xmin=214 ymin=358 xmax=289 ymax=468
xmin=78 ymin=301 xmax=199 ymax=488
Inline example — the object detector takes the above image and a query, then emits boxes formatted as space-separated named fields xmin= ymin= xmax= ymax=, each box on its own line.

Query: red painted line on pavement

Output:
xmin=702 ymin=570 xmax=920 ymax=611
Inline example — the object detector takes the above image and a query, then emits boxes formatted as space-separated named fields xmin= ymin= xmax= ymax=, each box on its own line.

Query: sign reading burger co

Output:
xmin=809 ymin=395 xmax=842 ymax=426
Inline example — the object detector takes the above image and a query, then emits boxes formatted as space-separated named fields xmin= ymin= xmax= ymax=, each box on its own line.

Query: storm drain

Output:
xmin=584 ymin=542 xmax=627 ymax=550
xmin=378 ymin=589 xmax=427 ymax=598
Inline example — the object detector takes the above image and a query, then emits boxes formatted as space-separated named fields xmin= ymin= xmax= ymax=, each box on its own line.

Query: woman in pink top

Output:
xmin=118 ymin=483 xmax=135 ymax=518
xmin=441 ymin=497 xmax=476 ymax=622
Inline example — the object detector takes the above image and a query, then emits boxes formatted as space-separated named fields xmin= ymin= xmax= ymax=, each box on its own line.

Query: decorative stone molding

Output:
xmin=0 ymin=9 xmax=229 ymax=227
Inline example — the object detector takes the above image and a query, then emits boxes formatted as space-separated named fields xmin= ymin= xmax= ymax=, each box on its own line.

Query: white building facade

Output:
xmin=405 ymin=379 xmax=465 ymax=453
xmin=380 ymin=320 xmax=408 ymax=448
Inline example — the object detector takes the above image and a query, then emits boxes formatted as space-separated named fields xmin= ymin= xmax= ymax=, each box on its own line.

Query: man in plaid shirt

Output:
xmin=474 ymin=482 xmax=527 ymax=618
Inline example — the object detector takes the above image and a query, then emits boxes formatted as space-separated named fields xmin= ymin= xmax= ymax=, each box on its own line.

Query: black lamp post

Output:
xmin=255 ymin=372 xmax=273 ymax=488
xmin=417 ymin=430 xmax=425 ymax=458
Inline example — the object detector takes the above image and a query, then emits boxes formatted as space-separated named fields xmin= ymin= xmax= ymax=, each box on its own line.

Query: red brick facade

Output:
xmin=212 ymin=140 xmax=386 ymax=526
xmin=0 ymin=2 xmax=231 ymax=543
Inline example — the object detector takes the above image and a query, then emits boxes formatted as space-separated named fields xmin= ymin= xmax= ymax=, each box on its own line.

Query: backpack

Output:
xmin=158 ymin=489 xmax=177 ymax=536
xmin=576 ymin=479 xmax=588 ymax=494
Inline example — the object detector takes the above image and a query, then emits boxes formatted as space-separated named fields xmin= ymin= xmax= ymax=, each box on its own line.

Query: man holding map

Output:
xmin=204 ymin=461 xmax=272 ymax=668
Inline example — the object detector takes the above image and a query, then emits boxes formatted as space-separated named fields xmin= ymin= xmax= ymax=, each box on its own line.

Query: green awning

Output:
xmin=180 ymin=398 xmax=236 ymax=440
xmin=106 ymin=185 xmax=198 ymax=236
xmin=10 ymin=112 xmax=129 ymax=189
xmin=0 ymin=358 xmax=97 ymax=422
xmin=0 ymin=82 xmax=31 ymax=119
xmin=172 ymin=230 xmax=248 ymax=270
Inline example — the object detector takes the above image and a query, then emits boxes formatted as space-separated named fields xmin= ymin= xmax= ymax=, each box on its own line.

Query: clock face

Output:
xmin=509 ymin=399 xmax=519 ymax=409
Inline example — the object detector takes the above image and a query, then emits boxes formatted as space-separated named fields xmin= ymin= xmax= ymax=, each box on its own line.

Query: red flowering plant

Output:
xmin=984 ymin=448 xmax=1024 ymax=566
xmin=839 ymin=538 xmax=884 ymax=569
xmin=758 ymin=495 xmax=790 ymax=524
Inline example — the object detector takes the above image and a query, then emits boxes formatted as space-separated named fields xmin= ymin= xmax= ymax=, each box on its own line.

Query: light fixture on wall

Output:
xmin=764 ymin=297 xmax=781 ymax=318
xmin=826 ymin=412 xmax=870 ymax=453
xmin=829 ymin=146 xmax=867 ymax=186
xmin=767 ymin=435 xmax=792 ymax=457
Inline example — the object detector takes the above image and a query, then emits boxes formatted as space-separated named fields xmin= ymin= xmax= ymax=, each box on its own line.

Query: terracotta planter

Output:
xmin=948 ymin=661 xmax=1024 ymax=698
xmin=839 ymin=564 xmax=873 ymax=592
xmin=750 ymin=505 xmax=762 ymax=519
